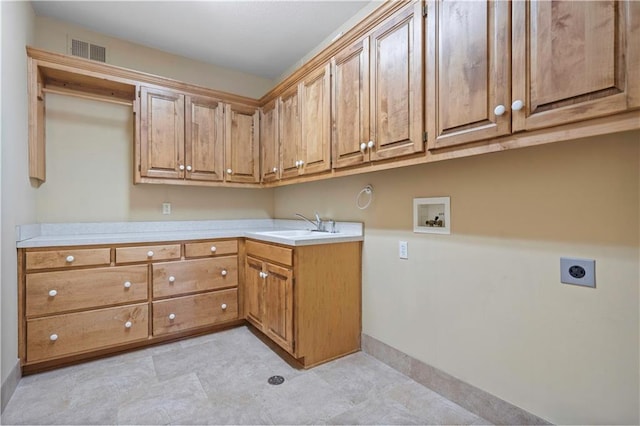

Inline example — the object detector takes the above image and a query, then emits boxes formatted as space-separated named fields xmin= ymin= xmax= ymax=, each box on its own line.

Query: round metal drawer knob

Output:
xmin=124 ymin=281 xmax=132 ymax=289
xmin=147 ymin=251 xmax=154 ymax=257
xmin=221 ymin=303 xmax=227 ymax=310
xmin=221 ymin=270 xmax=228 ymax=276
xmin=168 ymin=276 xmax=176 ymax=283
xmin=124 ymin=321 xmax=132 ymax=329
xmin=66 ymin=255 xmax=75 ymax=263
xmin=168 ymin=313 xmax=176 ymax=320
xmin=48 ymin=289 xmax=57 ymax=297
xmin=210 ymin=246 xmax=217 ymax=253
xmin=50 ymin=334 xmax=58 ymax=341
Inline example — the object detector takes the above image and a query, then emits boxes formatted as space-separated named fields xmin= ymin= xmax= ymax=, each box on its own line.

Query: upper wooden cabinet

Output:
xmin=279 ymin=85 xmax=301 ymax=180
xmin=512 ymin=0 xmax=639 ymax=131
xmin=369 ymin=1 xmax=424 ymax=161
xmin=140 ymin=87 xmax=185 ymax=179
xmin=333 ymin=1 xmax=423 ymax=169
xmin=185 ymin=95 xmax=224 ymax=182
xmin=278 ymin=64 xmax=332 ymax=179
xmin=426 ymin=1 xmax=511 ymax=149
xmin=427 ymin=0 xmax=640 ymax=150
xmin=138 ymin=85 xmax=258 ymax=184
xmin=332 ymin=37 xmax=371 ymax=169
xmin=260 ymin=99 xmax=280 ymax=182
xmin=225 ymin=103 xmax=260 ymax=183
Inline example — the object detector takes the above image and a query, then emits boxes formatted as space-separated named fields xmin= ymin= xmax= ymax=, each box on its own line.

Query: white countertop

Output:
xmin=15 ymin=219 xmax=364 ymax=248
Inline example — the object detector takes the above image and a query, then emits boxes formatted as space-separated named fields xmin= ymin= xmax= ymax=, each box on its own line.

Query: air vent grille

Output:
xmin=70 ymin=38 xmax=107 ymax=62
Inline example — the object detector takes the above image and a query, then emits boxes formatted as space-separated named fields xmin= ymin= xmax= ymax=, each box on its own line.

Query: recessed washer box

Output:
xmin=560 ymin=257 xmax=595 ymax=288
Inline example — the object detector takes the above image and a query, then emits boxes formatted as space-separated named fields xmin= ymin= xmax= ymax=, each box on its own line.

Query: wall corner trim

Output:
xmin=1 ymin=358 xmax=22 ymax=413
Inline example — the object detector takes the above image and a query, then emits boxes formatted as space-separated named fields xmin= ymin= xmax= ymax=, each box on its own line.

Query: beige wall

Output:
xmin=274 ymin=132 xmax=640 ymax=425
xmin=37 ymin=94 xmax=273 ymax=223
xmin=34 ymin=16 xmax=274 ymax=99
xmin=1 ymin=0 xmax=36 ymax=387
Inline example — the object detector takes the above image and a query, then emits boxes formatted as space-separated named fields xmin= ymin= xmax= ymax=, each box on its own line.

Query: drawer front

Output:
xmin=25 ymin=248 xmax=111 ymax=271
xmin=246 ymin=240 xmax=293 ymax=266
xmin=116 ymin=244 xmax=180 ymax=264
xmin=153 ymin=256 xmax=237 ymax=298
xmin=26 ymin=303 xmax=149 ymax=363
xmin=184 ymin=240 xmax=238 ymax=258
xmin=152 ymin=289 xmax=238 ymax=336
xmin=26 ymin=265 xmax=148 ymax=317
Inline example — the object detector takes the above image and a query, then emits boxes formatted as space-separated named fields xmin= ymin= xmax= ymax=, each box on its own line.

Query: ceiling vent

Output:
xmin=70 ymin=38 xmax=107 ymax=63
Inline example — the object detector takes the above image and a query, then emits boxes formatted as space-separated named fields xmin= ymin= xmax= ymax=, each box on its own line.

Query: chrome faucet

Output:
xmin=295 ymin=212 xmax=331 ymax=232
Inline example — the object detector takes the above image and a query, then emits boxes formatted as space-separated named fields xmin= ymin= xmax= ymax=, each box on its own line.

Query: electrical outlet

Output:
xmin=162 ymin=203 xmax=171 ymax=215
xmin=560 ymin=257 xmax=595 ymax=288
xmin=399 ymin=241 xmax=408 ymax=259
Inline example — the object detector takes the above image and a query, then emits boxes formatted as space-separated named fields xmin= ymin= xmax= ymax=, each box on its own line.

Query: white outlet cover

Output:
xmin=399 ymin=241 xmax=408 ymax=259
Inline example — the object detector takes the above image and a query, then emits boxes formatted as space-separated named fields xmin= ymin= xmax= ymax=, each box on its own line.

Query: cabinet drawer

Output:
xmin=26 ymin=303 xmax=149 ymax=363
xmin=25 ymin=248 xmax=111 ymax=271
xmin=246 ymin=240 xmax=292 ymax=266
xmin=184 ymin=240 xmax=238 ymax=258
xmin=26 ymin=265 xmax=148 ymax=317
xmin=116 ymin=244 xmax=180 ymax=264
xmin=152 ymin=289 xmax=238 ymax=336
xmin=153 ymin=256 xmax=238 ymax=298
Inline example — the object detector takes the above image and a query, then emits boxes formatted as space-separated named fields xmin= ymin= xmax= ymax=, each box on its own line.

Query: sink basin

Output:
xmin=253 ymin=229 xmax=350 ymax=240
xmin=255 ymin=230 xmax=315 ymax=238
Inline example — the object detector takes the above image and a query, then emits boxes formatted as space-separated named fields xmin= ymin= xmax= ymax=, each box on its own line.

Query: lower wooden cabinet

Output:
xmin=245 ymin=239 xmax=362 ymax=368
xmin=19 ymin=239 xmax=241 ymax=372
xmin=26 ymin=303 xmax=149 ymax=363
xmin=152 ymin=289 xmax=238 ymax=336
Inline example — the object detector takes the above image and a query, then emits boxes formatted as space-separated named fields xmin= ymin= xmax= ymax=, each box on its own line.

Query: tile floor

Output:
xmin=2 ymin=326 xmax=490 ymax=425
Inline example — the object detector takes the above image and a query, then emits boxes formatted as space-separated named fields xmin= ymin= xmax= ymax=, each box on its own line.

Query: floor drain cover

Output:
xmin=268 ymin=375 xmax=285 ymax=385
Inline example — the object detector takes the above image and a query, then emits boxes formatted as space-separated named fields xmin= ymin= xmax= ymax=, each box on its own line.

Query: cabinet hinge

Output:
xmin=138 ymin=164 xmax=141 ymax=172
xmin=138 ymin=90 xmax=141 ymax=98
xmin=423 ymin=4 xmax=428 ymax=17
xmin=422 ymin=132 xmax=428 ymax=142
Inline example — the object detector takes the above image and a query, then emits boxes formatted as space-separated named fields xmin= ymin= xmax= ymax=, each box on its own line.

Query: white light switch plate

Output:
xmin=399 ymin=241 xmax=408 ymax=259
xmin=162 ymin=203 xmax=171 ymax=215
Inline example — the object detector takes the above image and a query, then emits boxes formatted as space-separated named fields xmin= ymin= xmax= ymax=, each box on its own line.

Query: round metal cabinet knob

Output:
xmin=360 ymin=142 xmax=367 ymax=153
xmin=210 ymin=246 xmax=217 ymax=253
xmin=50 ymin=334 xmax=58 ymax=341
xmin=227 ymin=168 xmax=233 ymax=174
xmin=168 ymin=276 xmax=176 ymax=283
xmin=221 ymin=303 xmax=227 ymax=310
xmin=494 ymin=104 xmax=506 ymax=116
xmin=511 ymin=100 xmax=524 ymax=111
xmin=147 ymin=251 xmax=154 ymax=257
xmin=48 ymin=289 xmax=57 ymax=297
xmin=123 ymin=281 xmax=132 ymax=289
xmin=367 ymin=140 xmax=374 ymax=149
xmin=168 ymin=313 xmax=176 ymax=320
xmin=66 ymin=255 xmax=75 ymax=263
xmin=179 ymin=165 xmax=185 ymax=171
xmin=221 ymin=269 xmax=228 ymax=276
xmin=124 ymin=321 xmax=132 ymax=329
xmin=186 ymin=165 xmax=192 ymax=171
xmin=272 ymin=167 xmax=278 ymax=173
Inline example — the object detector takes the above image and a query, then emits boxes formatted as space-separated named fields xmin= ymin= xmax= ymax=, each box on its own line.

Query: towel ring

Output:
xmin=356 ymin=185 xmax=373 ymax=210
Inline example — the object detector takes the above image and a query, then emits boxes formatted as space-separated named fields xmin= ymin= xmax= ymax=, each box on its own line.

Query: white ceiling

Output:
xmin=31 ymin=1 xmax=374 ymax=80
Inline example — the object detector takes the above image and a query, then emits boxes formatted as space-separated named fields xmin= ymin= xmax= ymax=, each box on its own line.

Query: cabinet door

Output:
xmin=369 ymin=1 xmax=423 ymax=161
xmin=185 ymin=95 xmax=224 ymax=181
xmin=260 ymin=99 xmax=280 ymax=182
xmin=140 ymin=87 xmax=185 ymax=179
xmin=332 ymin=37 xmax=371 ymax=169
xmin=427 ymin=0 xmax=511 ymax=149
xmin=244 ymin=257 xmax=264 ymax=329
xmin=512 ymin=0 xmax=640 ymax=131
xmin=299 ymin=64 xmax=331 ymax=175
xmin=279 ymin=86 xmax=301 ymax=179
xmin=225 ymin=104 xmax=260 ymax=183
xmin=264 ymin=262 xmax=294 ymax=354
